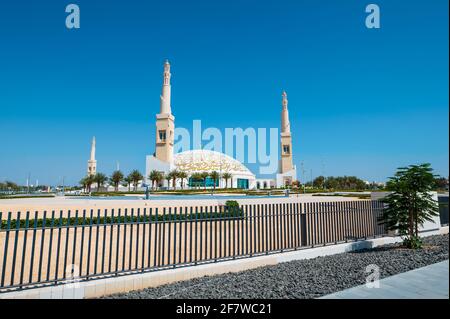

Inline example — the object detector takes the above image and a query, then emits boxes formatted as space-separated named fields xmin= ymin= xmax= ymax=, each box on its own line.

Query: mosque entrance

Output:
xmin=237 ymin=178 xmax=249 ymax=189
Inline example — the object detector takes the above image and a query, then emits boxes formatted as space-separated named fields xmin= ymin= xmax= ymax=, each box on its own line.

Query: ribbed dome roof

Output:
xmin=174 ymin=150 xmax=254 ymax=176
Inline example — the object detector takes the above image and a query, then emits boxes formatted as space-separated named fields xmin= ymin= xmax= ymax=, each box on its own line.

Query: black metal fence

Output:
xmin=438 ymin=195 xmax=449 ymax=226
xmin=0 ymin=200 xmax=386 ymax=293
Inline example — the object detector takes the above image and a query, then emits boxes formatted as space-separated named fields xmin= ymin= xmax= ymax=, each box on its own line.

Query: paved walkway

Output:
xmin=320 ymin=260 xmax=449 ymax=299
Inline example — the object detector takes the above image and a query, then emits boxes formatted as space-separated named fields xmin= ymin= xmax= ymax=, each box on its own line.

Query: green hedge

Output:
xmin=1 ymin=202 xmax=244 ymax=230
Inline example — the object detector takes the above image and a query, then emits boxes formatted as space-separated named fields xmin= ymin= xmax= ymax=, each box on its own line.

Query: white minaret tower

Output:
xmin=87 ymin=136 xmax=97 ymax=176
xmin=155 ymin=60 xmax=175 ymax=163
xmin=160 ymin=60 xmax=172 ymax=114
xmin=280 ymin=91 xmax=293 ymax=174
xmin=281 ymin=91 xmax=291 ymax=134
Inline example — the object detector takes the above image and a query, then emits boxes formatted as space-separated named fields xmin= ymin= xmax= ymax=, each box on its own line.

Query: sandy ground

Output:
xmin=0 ymin=194 xmax=364 ymax=218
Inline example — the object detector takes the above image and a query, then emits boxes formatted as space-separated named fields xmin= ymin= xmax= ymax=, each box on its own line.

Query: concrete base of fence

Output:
xmin=1 ymin=227 xmax=448 ymax=299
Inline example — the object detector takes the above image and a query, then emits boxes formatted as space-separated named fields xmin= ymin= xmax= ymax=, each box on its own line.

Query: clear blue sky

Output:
xmin=0 ymin=0 xmax=448 ymax=186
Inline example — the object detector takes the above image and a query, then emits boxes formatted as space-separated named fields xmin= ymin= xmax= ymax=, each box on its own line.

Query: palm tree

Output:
xmin=110 ymin=170 xmax=124 ymax=192
xmin=164 ymin=173 xmax=171 ymax=189
xmin=129 ymin=170 xmax=143 ymax=191
xmin=168 ymin=170 xmax=179 ymax=190
xmin=222 ymin=172 xmax=232 ymax=189
xmin=86 ymin=175 xmax=95 ymax=193
xmin=93 ymin=173 xmax=107 ymax=192
xmin=178 ymin=171 xmax=188 ymax=189
xmin=209 ymin=171 xmax=220 ymax=191
xmin=149 ymin=170 xmax=161 ymax=190
xmin=124 ymin=175 xmax=133 ymax=192
xmin=5 ymin=181 xmax=19 ymax=191
xmin=155 ymin=171 xmax=164 ymax=189
xmin=200 ymin=172 xmax=209 ymax=190
xmin=79 ymin=176 xmax=89 ymax=193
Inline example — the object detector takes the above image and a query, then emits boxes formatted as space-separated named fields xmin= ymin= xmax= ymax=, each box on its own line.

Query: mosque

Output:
xmin=144 ymin=61 xmax=297 ymax=189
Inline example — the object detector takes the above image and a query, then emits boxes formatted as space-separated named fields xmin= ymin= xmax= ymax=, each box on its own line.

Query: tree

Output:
xmin=79 ymin=176 xmax=89 ymax=193
xmin=168 ymin=170 xmax=179 ymax=190
xmin=164 ymin=173 xmax=171 ymax=189
xmin=178 ymin=171 xmax=188 ymax=189
xmin=155 ymin=171 xmax=164 ymax=189
xmin=124 ymin=175 xmax=133 ymax=192
xmin=149 ymin=170 xmax=163 ymax=190
xmin=324 ymin=176 xmax=337 ymax=190
xmin=110 ymin=170 xmax=124 ymax=192
xmin=5 ymin=181 xmax=19 ymax=191
xmin=209 ymin=171 xmax=220 ymax=191
xmin=313 ymin=176 xmax=325 ymax=189
xmin=93 ymin=173 xmax=107 ymax=192
xmin=291 ymin=180 xmax=300 ymax=189
xmin=380 ymin=163 xmax=439 ymax=249
xmin=322 ymin=176 xmax=367 ymax=191
xmin=80 ymin=175 xmax=95 ymax=193
xmin=129 ymin=170 xmax=143 ymax=191
xmin=434 ymin=177 xmax=449 ymax=190
xmin=200 ymin=172 xmax=209 ymax=190
xmin=222 ymin=172 xmax=232 ymax=189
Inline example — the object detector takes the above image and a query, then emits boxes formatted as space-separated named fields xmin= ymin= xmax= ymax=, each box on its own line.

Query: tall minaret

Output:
xmin=280 ymin=91 xmax=293 ymax=173
xmin=87 ymin=136 xmax=97 ymax=176
xmin=155 ymin=60 xmax=175 ymax=163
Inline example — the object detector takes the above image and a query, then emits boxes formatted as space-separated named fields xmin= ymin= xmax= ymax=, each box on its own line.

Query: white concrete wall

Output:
xmin=276 ymin=166 xmax=297 ymax=187
xmin=371 ymin=191 xmax=441 ymax=233
xmin=145 ymin=155 xmax=171 ymax=186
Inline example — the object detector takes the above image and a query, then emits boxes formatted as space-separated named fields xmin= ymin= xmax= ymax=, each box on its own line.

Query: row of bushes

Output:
xmin=1 ymin=201 xmax=243 ymax=230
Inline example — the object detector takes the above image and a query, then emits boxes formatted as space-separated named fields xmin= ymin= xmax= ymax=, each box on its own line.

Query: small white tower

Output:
xmin=280 ymin=91 xmax=293 ymax=173
xmin=87 ymin=136 xmax=97 ymax=176
xmin=276 ymin=91 xmax=297 ymax=187
xmin=155 ymin=60 xmax=175 ymax=163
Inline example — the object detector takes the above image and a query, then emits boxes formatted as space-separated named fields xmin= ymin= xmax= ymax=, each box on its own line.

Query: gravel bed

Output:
xmin=104 ymin=234 xmax=448 ymax=299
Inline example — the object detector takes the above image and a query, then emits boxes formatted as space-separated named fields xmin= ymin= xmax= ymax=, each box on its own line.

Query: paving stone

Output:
xmin=321 ymin=260 xmax=449 ymax=299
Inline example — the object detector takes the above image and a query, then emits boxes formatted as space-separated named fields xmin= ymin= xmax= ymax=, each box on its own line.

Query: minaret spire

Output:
xmin=279 ymin=91 xmax=293 ymax=174
xmin=281 ymin=91 xmax=290 ymax=133
xmin=160 ymin=60 xmax=172 ymax=114
xmin=87 ymin=136 xmax=97 ymax=176
xmin=90 ymin=136 xmax=96 ymax=160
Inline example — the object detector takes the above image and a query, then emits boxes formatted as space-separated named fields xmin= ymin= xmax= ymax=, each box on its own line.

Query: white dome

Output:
xmin=174 ymin=150 xmax=255 ymax=177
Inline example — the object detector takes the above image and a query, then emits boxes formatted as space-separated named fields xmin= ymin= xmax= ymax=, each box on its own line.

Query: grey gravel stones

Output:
xmin=104 ymin=234 xmax=449 ymax=299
